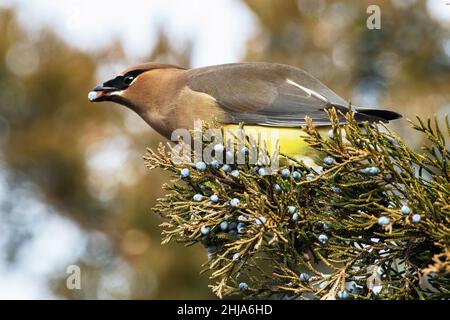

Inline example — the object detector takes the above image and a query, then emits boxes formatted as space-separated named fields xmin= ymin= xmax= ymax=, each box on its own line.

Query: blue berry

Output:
xmin=237 ymin=223 xmax=246 ymax=234
xmin=324 ymin=156 xmax=334 ymax=166
xmin=292 ymin=213 xmax=299 ymax=221
xmin=207 ymin=246 xmax=218 ymax=254
xmin=327 ymin=130 xmax=334 ymax=139
xmin=258 ymin=168 xmax=266 ymax=176
xmin=288 ymin=206 xmax=297 ymax=214
xmin=412 ymin=214 xmax=421 ymax=223
xmin=180 ymin=168 xmax=190 ymax=179
xmin=238 ymin=282 xmax=249 ymax=292
xmin=230 ymin=170 xmax=240 ymax=178
xmin=255 ymin=216 xmax=267 ymax=225
xmin=210 ymin=194 xmax=219 ymax=203
xmin=369 ymin=166 xmax=379 ymax=175
xmin=230 ymin=198 xmax=240 ymax=207
xmin=200 ymin=236 xmax=211 ymax=247
xmin=293 ymin=171 xmax=302 ymax=180
xmin=195 ymin=161 xmax=207 ymax=171
xmin=306 ymin=174 xmax=314 ymax=181
xmin=318 ymin=234 xmax=329 ymax=244
xmin=213 ymin=144 xmax=224 ymax=153
xmin=378 ymin=216 xmax=390 ymax=226
xmin=237 ymin=222 xmax=246 ymax=229
xmin=365 ymin=166 xmax=379 ymax=175
xmin=274 ymin=184 xmax=281 ymax=193
xmin=281 ymin=168 xmax=290 ymax=178
xmin=331 ymin=186 xmax=342 ymax=193
xmin=221 ymin=164 xmax=231 ymax=172
xmin=299 ymin=273 xmax=309 ymax=282
xmin=209 ymin=160 xmax=219 ymax=169
xmin=228 ymin=222 xmax=237 ymax=230
xmin=220 ymin=221 xmax=228 ymax=231
xmin=200 ymin=225 xmax=210 ymax=235
xmin=193 ymin=194 xmax=203 ymax=202
xmin=337 ymin=290 xmax=349 ymax=299
xmin=401 ymin=205 xmax=411 ymax=215
xmin=385 ymin=173 xmax=393 ymax=181
xmin=228 ymin=229 xmax=238 ymax=236
xmin=241 ymin=147 xmax=249 ymax=155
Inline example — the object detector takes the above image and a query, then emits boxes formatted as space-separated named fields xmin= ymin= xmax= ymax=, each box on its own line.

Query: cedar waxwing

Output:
xmin=88 ymin=62 xmax=401 ymax=161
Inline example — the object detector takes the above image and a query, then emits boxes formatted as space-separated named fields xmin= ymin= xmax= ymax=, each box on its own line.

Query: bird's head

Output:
xmin=88 ymin=62 xmax=185 ymax=109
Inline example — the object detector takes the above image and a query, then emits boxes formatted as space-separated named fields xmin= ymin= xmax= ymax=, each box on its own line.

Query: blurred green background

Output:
xmin=0 ymin=0 xmax=449 ymax=299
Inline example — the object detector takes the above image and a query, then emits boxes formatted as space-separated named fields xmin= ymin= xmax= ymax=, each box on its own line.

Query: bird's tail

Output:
xmin=352 ymin=108 xmax=402 ymax=123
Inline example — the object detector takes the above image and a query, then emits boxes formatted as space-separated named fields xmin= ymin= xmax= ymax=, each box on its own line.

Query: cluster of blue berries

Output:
xmin=200 ymin=218 xmax=254 ymax=256
xmin=378 ymin=204 xmax=421 ymax=226
xmin=216 ymin=214 xmax=249 ymax=238
xmin=201 ymin=213 xmax=268 ymax=255
xmin=288 ymin=206 xmax=299 ymax=222
xmin=337 ymin=290 xmax=349 ymax=299
xmin=181 ymin=159 xmax=311 ymax=210
xmin=401 ymin=205 xmax=421 ymax=223
xmin=180 ymin=155 xmax=244 ymax=180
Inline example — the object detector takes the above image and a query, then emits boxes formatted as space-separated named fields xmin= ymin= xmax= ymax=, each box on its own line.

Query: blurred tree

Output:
xmin=0 ymin=8 xmax=213 ymax=299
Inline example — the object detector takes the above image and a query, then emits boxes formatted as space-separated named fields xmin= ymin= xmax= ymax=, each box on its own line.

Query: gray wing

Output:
xmin=186 ymin=62 xmax=351 ymax=127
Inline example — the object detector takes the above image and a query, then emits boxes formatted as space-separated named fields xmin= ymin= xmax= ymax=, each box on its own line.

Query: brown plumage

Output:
xmin=88 ymin=62 xmax=401 ymax=139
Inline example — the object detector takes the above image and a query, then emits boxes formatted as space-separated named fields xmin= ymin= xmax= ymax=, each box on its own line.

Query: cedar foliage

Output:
xmin=144 ymin=109 xmax=449 ymax=300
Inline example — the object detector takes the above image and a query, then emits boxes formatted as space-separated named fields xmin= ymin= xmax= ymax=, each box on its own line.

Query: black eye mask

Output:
xmin=102 ymin=69 xmax=146 ymax=91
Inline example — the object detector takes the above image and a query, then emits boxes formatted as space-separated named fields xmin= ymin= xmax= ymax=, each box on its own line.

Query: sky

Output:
xmin=0 ymin=0 xmax=449 ymax=299
xmin=0 ymin=0 xmax=258 ymax=67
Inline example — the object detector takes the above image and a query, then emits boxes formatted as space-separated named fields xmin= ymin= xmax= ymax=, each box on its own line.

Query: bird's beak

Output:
xmin=88 ymin=85 xmax=119 ymax=102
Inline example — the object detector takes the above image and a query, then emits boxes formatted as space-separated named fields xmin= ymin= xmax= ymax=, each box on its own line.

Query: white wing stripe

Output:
xmin=286 ymin=79 xmax=329 ymax=103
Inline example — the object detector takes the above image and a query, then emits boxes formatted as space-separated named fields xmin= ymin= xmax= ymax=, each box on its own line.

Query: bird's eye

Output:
xmin=123 ymin=75 xmax=134 ymax=85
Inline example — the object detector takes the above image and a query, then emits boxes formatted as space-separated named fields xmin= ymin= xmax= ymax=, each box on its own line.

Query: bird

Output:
xmin=88 ymin=62 xmax=401 ymax=162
